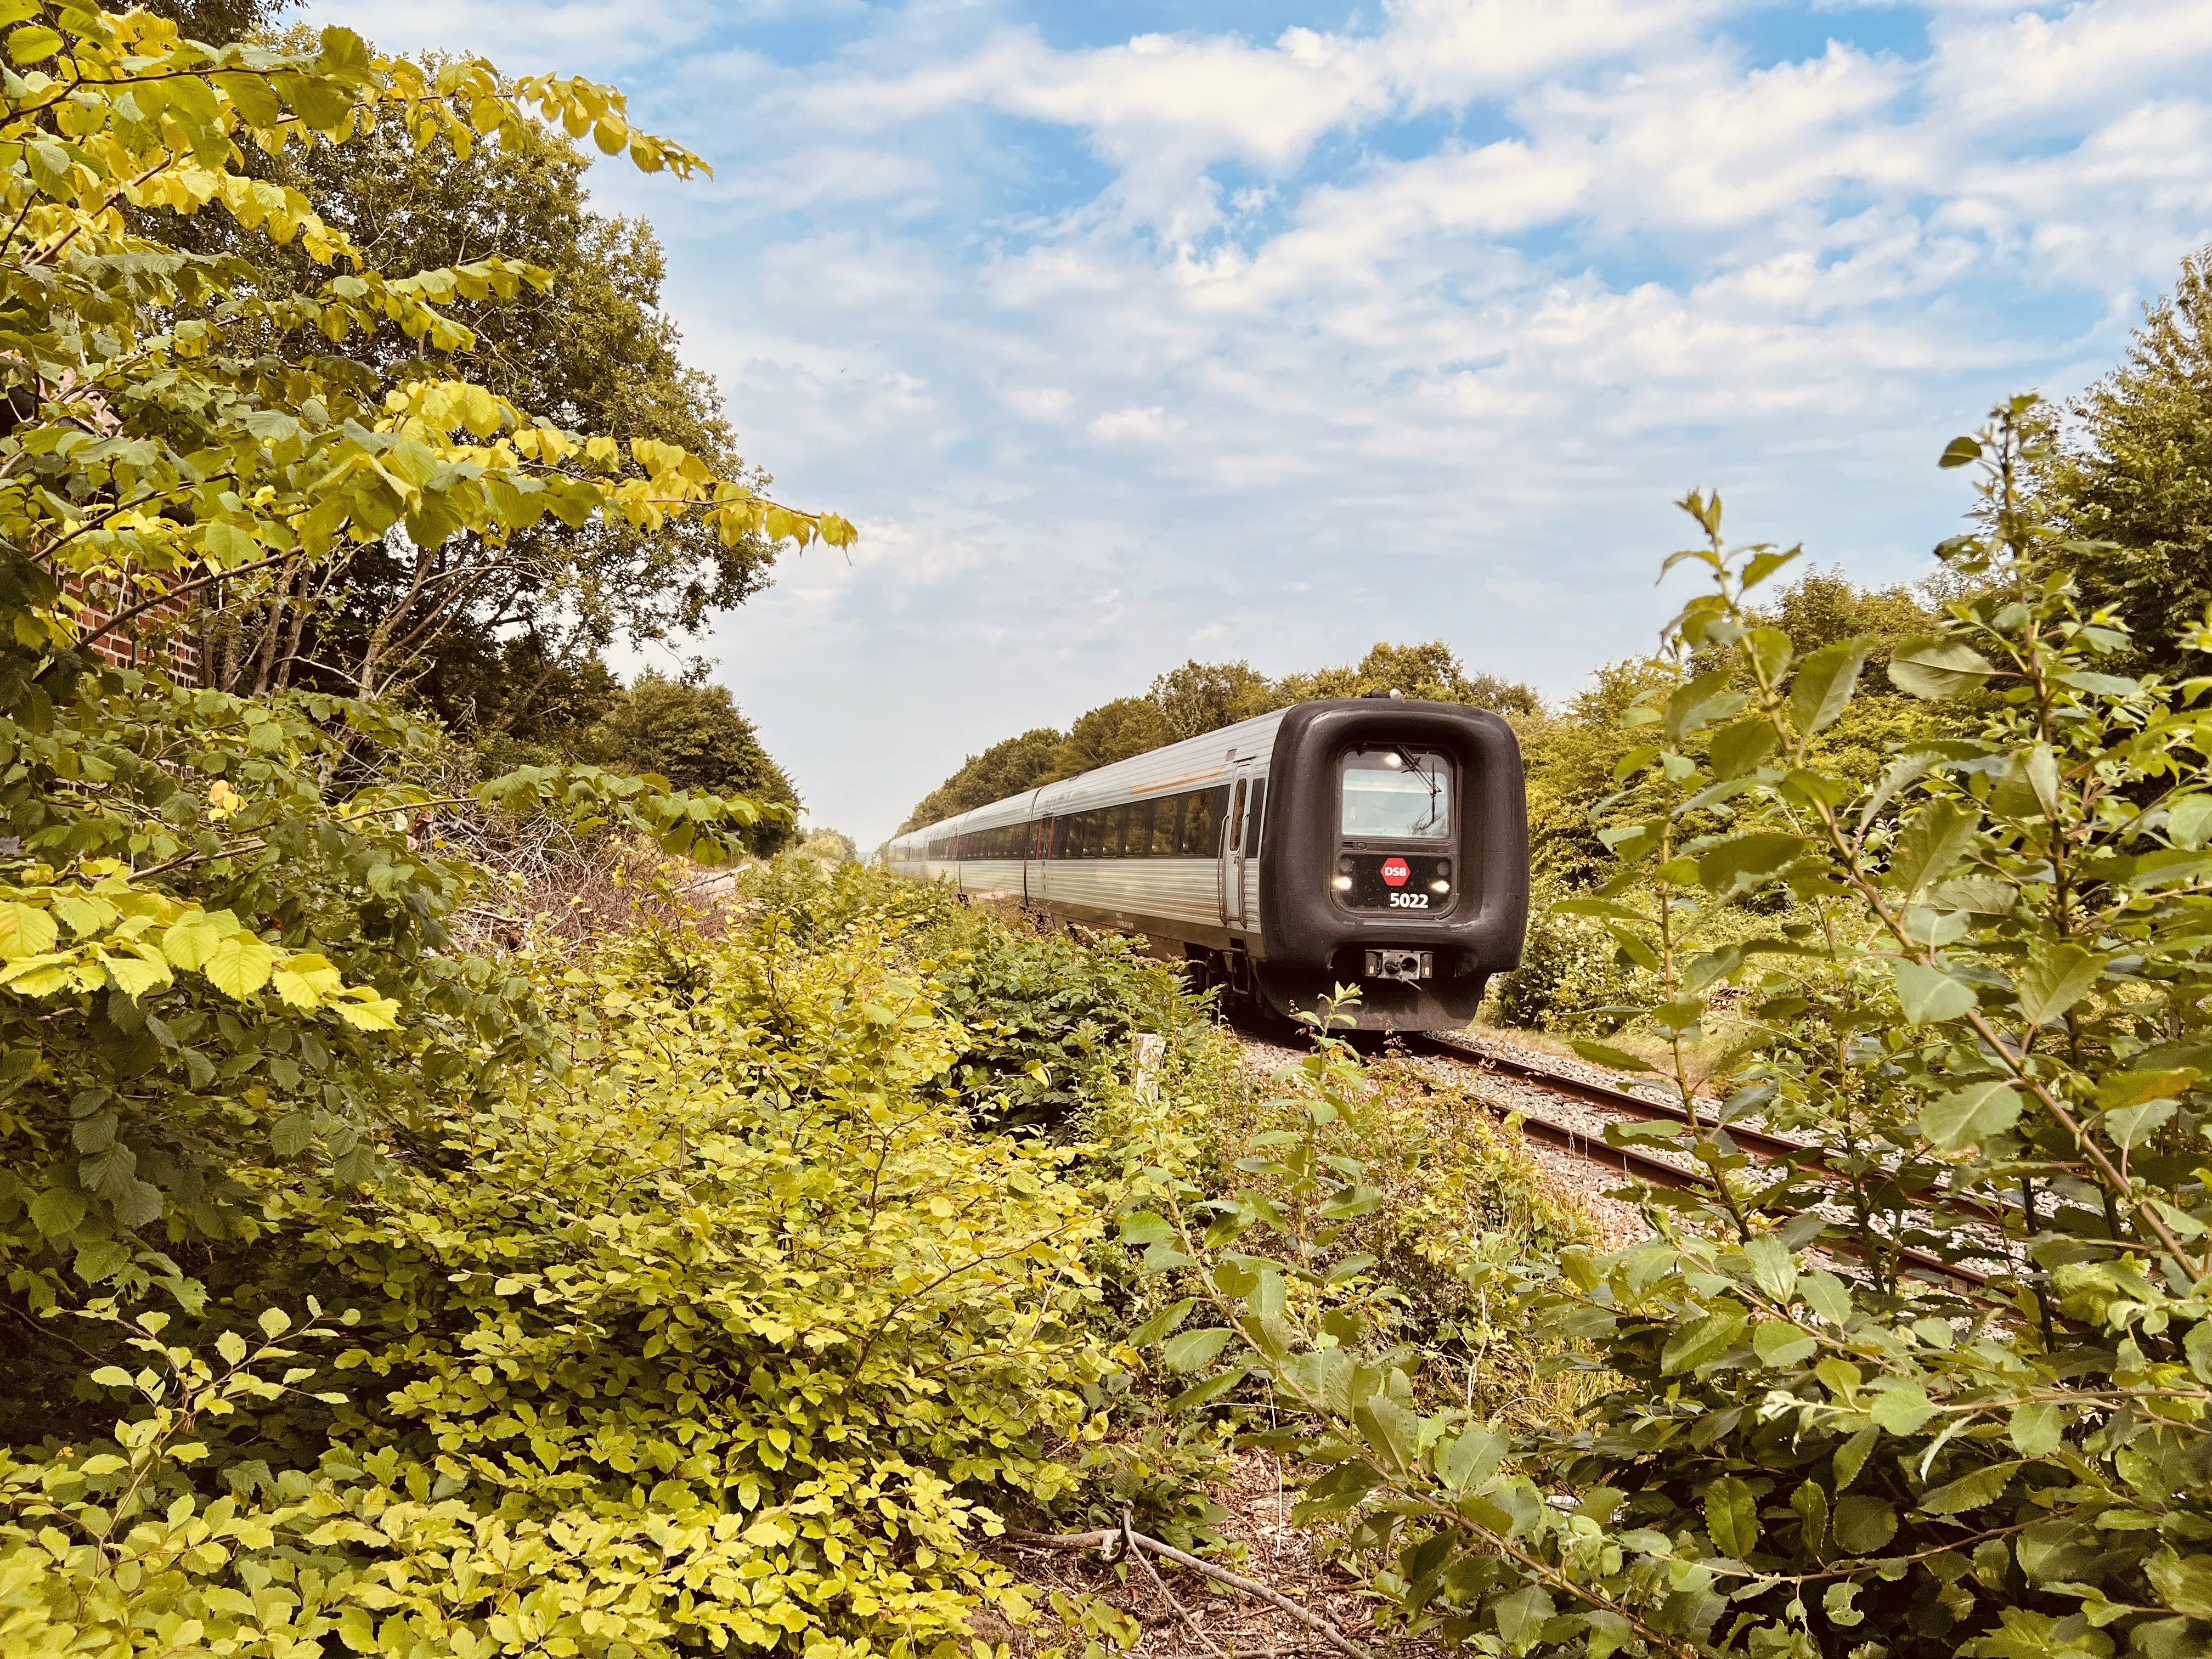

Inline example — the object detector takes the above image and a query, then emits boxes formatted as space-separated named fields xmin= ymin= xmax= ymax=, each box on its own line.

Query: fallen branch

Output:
xmin=1124 ymin=1506 xmax=1227 ymax=1659
xmin=1003 ymin=1524 xmax=1374 ymax=1659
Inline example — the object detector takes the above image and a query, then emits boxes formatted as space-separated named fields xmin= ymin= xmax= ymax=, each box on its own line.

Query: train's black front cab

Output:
xmin=1253 ymin=699 xmax=1528 ymax=1031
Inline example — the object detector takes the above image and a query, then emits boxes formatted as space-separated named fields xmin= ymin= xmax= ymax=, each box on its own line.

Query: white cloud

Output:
xmin=1086 ymin=405 xmax=1172 ymax=441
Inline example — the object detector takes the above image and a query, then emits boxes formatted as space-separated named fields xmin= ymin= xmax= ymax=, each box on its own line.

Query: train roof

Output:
xmin=889 ymin=706 xmax=1294 ymax=849
xmin=889 ymin=697 xmax=1502 ymax=848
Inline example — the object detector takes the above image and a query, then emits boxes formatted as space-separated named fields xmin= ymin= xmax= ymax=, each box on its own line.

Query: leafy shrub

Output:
xmin=1131 ymin=405 xmax=2212 ymax=1659
xmin=2 ymin=901 xmax=1150 ymax=1656
xmin=1485 ymin=879 xmax=1638 ymax=1030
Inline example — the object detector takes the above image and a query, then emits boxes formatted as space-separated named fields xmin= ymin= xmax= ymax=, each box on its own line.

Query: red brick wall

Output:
xmin=63 ymin=574 xmax=204 ymax=687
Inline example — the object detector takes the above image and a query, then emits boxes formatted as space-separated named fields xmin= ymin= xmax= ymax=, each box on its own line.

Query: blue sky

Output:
xmin=312 ymin=0 xmax=2212 ymax=845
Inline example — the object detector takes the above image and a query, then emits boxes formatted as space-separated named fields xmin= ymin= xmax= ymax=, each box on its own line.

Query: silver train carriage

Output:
xmin=886 ymin=696 xmax=1530 ymax=1032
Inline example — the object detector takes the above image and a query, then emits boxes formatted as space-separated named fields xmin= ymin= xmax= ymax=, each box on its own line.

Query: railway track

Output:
xmin=1403 ymin=1032 xmax=2010 ymax=1294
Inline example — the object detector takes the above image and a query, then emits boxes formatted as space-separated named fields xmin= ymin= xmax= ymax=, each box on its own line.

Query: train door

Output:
xmin=1219 ymin=763 xmax=1255 ymax=930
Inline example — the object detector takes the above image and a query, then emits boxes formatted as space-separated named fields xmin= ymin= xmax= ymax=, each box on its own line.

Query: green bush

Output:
xmin=1131 ymin=407 xmax=2212 ymax=1659
xmin=1485 ymin=879 xmax=1637 ymax=1030
xmin=1 ymin=896 xmax=1156 ymax=1656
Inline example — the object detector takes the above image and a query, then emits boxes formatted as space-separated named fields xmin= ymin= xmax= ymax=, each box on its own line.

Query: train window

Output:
xmin=1126 ymin=799 xmax=1153 ymax=858
xmin=1180 ymin=787 xmax=1221 ymax=856
xmin=1225 ymin=781 xmax=1245 ymax=855
xmin=1341 ymin=749 xmax=1451 ymax=839
xmin=1149 ymin=795 xmax=1180 ymax=856
xmin=1102 ymin=804 xmax=1127 ymax=857
xmin=1244 ymin=780 xmax=1266 ymax=856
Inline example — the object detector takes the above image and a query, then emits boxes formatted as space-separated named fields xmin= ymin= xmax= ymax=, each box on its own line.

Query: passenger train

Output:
xmin=886 ymin=695 xmax=1530 ymax=1031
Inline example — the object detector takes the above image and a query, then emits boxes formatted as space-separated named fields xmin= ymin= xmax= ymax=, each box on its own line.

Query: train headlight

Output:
xmin=1332 ymin=874 xmax=1353 ymax=891
xmin=1431 ymin=879 xmax=1450 ymax=894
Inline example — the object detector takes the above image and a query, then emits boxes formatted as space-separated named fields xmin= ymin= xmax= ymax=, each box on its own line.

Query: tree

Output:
xmin=902 ymin=641 xmax=1543 ymax=829
xmin=1148 ymin=657 xmax=1278 ymax=741
xmin=1048 ymin=696 xmax=1170 ymax=778
xmin=1278 ymin=639 xmax=1539 ymax=713
xmin=591 ymin=675 xmax=799 ymax=851
xmin=2040 ymin=244 xmax=2212 ymax=672
xmin=900 ymin=728 xmax=1063 ymax=832
xmin=0 ymin=7 xmax=843 ymax=1315
xmin=143 ymin=0 xmax=278 ymax=47
xmin=798 ymin=827 xmax=857 ymax=863
xmin=183 ymin=74 xmax=769 ymax=719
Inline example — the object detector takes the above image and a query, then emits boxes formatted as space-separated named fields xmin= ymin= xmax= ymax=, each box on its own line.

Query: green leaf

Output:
xmin=2149 ymin=1199 xmax=2209 ymax=1240
xmin=1889 ymin=634 xmax=1997 ymax=698
xmin=2105 ymin=1099 xmax=2176 ymax=1148
xmin=1663 ymin=669 xmax=1743 ymax=741
xmin=0 ymin=902 xmax=59 ymax=960
xmin=1606 ymin=923 xmax=1661 ymax=973
xmin=1118 ymin=1211 xmax=1175 ymax=1245
xmin=29 ymin=1186 xmax=86 ymax=1239
xmin=258 ymin=1308 xmax=291 ymax=1339
xmin=2169 ymin=794 xmax=2212 ymax=850
xmin=1938 ymin=435 xmax=1983 ymax=468
xmin=1790 ymin=1480 xmax=1829 ymax=1551
xmin=1696 ymin=832 xmax=1806 ymax=896
xmin=2147 ymin=1548 xmax=2212 ymax=1620
xmin=270 ymin=1112 xmax=313 ymax=1159
xmin=1660 ymin=1303 xmax=1746 ymax=1374
xmin=217 ymin=1330 xmax=249 ymax=1364
xmin=74 ymin=1240 xmax=129 ymax=1283
xmin=1801 ymin=1270 xmax=1852 ymax=1325
xmin=1859 ymin=748 xmax=1947 ymax=831
xmin=1705 ymin=1475 xmax=1759 ymax=1559
xmin=1554 ymin=897 xmax=1647 ymax=922
xmin=1831 ymin=1494 xmax=1898 ymax=1555
xmin=1160 ymin=1328 xmax=1232 ymax=1373
xmin=1833 ymin=1426 xmax=1878 ymax=1490
xmin=1742 ymin=1234 xmax=1797 ymax=1300
xmin=1567 ymin=1039 xmax=1656 ymax=1074
xmin=1894 ymin=961 xmax=1975 ymax=1024
xmin=1353 ymin=1391 xmax=1421 ymax=1472
xmin=1867 ymin=1383 xmax=1937 ymax=1435
xmin=202 ymin=932 xmax=276 ymax=999
xmin=1920 ymin=1081 xmax=2023 ymax=1150
xmin=1888 ymin=800 xmax=1979 ymax=893
xmin=2010 ymin=1401 xmax=2066 ymax=1457
xmin=1788 ymin=637 xmax=1872 ymax=734
xmin=1823 ymin=1583 xmax=1865 ymax=1627
xmin=2188 ymin=1321 xmax=2212 ymax=1384
xmin=2016 ymin=944 xmax=2105 ymax=1025
xmin=1435 ymin=1427 xmax=1506 ymax=1493
xmin=1708 ymin=718 xmax=1778 ymax=780
xmin=7 ymin=23 xmax=63 ymax=63
xmin=1919 ymin=1459 xmax=2020 ymax=1514
xmin=1166 ymin=1368 xmax=1246 ymax=1413
xmin=1130 ymin=1298 xmax=1195 ymax=1347
xmin=1752 ymin=1320 xmax=1816 ymax=1367
xmin=1491 ymin=1585 xmax=1557 ymax=1651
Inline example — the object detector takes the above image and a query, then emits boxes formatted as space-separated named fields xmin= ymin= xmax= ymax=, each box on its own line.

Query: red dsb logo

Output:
xmin=1380 ymin=857 xmax=1410 ymax=888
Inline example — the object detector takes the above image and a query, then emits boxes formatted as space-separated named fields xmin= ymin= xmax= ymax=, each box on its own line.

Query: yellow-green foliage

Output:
xmin=2 ymin=907 xmax=1131 ymax=1658
xmin=1089 ymin=1019 xmax=1596 ymax=1431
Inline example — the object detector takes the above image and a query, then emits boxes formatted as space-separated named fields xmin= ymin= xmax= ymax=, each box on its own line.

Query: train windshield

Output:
xmin=1340 ymin=749 xmax=1451 ymax=839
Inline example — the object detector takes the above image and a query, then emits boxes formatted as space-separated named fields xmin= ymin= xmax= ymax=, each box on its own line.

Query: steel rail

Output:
xmin=1402 ymin=1034 xmax=2002 ymax=1293
xmin=1415 ymin=1032 xmax=2020 ymax=1232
